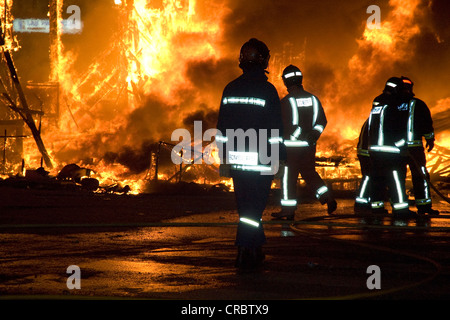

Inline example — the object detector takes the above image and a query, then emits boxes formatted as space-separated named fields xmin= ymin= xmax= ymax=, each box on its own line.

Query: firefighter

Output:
xmin=353 ymin=81 xmax=396 ymax=215
xmin=271 ymin=65 xmax=337 ymax=220
xmin=367 ymin=77 xmax=416 ymax=218
xmin=400 ymin=76 xmax=439 ymax=215
xmin=215 ymin=38 xmax=285 ymax=270
xmin=354 ymin=118 xmax=372 ymax=214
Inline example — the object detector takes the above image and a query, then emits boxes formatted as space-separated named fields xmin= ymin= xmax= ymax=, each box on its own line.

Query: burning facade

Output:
xmin=0 ymin=0 xmax=448 ymax=194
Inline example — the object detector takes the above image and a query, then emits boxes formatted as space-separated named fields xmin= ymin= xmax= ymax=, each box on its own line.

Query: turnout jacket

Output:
xmin=368 ymin=94 xmax=435 ymax=154
xmin=216 ymin=67 xmax=285 ymax=173
xmin=368 ymin=93 xmax=410 ymax=154
xmin=357 ymin=118 xmax=369 ymax=158
xmin=280 ymin=85 xmax=327 ymax=147
xmin=405 ymin=98 xmax=435 ymax=147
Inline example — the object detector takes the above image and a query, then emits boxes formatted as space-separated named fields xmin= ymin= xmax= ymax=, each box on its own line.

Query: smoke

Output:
xmin=9 ymin=0 xmax=450 ymax=176
xmin=103 ymin=141 xmax=156 ymax=175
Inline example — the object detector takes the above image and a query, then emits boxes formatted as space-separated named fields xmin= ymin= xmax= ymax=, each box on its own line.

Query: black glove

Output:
xmin=306 ymin=130 xmax=321 ymax=145
xmin=426 ymin=138 xmax=435 ymax=152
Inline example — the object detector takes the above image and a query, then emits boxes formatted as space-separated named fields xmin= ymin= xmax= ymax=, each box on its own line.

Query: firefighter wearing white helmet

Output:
xmin=272 ymin=65 xmax=337 ymax=220
xmin=215 ymin=38 xmax=285 ymax=270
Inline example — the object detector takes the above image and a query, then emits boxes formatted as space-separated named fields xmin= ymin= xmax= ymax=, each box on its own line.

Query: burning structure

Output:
xmin=0 ymin=0 xmax=448 ymax=194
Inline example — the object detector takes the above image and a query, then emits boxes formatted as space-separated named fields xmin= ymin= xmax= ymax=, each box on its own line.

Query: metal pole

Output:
xmin=2 ymin=129 xmax=6 ymax=173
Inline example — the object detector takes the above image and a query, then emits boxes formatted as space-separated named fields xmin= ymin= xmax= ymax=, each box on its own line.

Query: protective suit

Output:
xmin=272 ymin=65 xmax=336 ymax=220
xmin=367 ymin=77 xmax=415 ymax=218
xmin=400 ymin=77 xmax=439 ymax=215
xmin=216 ymin=38 xmax=285 ymax=270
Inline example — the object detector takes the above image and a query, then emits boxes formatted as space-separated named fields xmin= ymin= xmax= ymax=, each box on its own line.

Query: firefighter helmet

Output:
xmin=383 ymin=77 xmax=402 ymax=95
xmin=401 ymin=76 xmax=415 ymax=97
xmin=239 ymin=38 xmax=270 ymax=70
xmin=282 ymin=65 xmax=303 ymax=88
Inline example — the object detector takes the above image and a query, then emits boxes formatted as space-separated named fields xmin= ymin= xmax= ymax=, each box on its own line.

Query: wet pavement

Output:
xmin=1 ymin=186 xmax=450 ymax=304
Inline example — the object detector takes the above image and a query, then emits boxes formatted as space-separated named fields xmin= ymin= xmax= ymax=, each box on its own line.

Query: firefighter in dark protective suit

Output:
xmin=367 ymin=77 xmax=416 ymax=218
xmin=272 ymin=65 xmax=337 ymax=220
xmin=354 ymin=118 xmax=373 ymax=213
xmin=353 ymin=83 xmax=396 ymax=214
xmin=215 ymin=38 xmax=285 ymax=270
xmin=400 ymin=76 xmax=439 ymax=215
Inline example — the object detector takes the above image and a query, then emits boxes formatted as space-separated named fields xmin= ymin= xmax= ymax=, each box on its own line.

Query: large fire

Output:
xmin=0 ymin=0 xmax=449 ymax=194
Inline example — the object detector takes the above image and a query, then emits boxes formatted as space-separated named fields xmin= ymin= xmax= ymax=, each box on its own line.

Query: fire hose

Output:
xmin=289 ymin=218 xmax=443 ymax=300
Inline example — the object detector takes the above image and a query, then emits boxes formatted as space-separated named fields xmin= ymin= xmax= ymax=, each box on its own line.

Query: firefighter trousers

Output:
xmin=369 ymin=152 xmax=409 ymax=213
xmin=231 ymin=170 xmax=273 ymax=248
xmin=407 ymin=147 xmax=432 ymax=209
xmin=355 ymin=154 xmax=372 ymax=209
xmin=281 ymin=145 xmax=329 ymax=212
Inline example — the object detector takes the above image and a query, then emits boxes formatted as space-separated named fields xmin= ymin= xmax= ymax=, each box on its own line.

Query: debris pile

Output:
xmin=0 ymin=163 xmax=131 ymax=194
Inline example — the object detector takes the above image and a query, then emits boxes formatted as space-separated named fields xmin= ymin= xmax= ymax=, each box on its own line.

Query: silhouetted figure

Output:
xmin=215 ymin=38 xmax=285 ymax=271
xmin=272 ymin=65 xmax=337 ymax=220
xmin=354 ymin=118 xmax=375 ymax=214
xmin=367 ymin=77 xmax=416 ymax=218
xmin=400 ymin=76 xmax=439 ymax=216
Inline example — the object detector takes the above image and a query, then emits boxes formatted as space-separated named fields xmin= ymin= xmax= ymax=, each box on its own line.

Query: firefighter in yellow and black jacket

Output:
xmin=215 ymin=38 xmax=285 ymax=270
xmin=272 ymin=65 xmax=337 ymax=220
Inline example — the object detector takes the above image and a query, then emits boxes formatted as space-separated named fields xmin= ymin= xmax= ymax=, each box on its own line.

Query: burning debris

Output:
xmin=0 ymin=162 xmax=133 ymax=194
xmin=0 ymin=0 xmax=447 ymax=196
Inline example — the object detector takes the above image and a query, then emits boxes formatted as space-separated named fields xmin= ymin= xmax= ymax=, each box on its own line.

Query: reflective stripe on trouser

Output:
xmin=231 ymin=170 xmax=272 ymax=248
xmin=355 ymin=155 xmax=371 ymax=207
xmin=355 ymin=175 xmax=371 ymax=206
xmin=280 ymin=145 xmax=329 ymax=211
xmin=369 ymin=153 xmax=409 ymax=213
xmin=407 ymin=147 xmax=432 ymax=208
xmin=281 ymin=166 xmax=297 ymax=209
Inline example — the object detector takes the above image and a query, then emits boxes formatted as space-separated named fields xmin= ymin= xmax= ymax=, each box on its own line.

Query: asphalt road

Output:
xmin=1 ymin=184 xmax=450 ymax=310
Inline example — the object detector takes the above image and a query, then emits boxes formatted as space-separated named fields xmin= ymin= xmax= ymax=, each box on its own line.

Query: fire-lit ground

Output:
xmin=1 ymin=185 xmax=450 ymax=301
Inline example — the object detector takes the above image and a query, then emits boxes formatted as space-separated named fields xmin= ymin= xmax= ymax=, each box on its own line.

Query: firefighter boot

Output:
xmin=235 ymin=246 xmax=250 ymax=269
xmin=393 ymin=209 xmax=417 ymax=220
xmin=271 ymin=209 xmax=295 ymax=220
xmin=327 ymin=198 xmax=337 ymax=215
xmin=418 ymin=204 xmax=440 ymax=215
xmin=354 ymin=202 xmax=371 ymax=215
xmin=318 ymin=191 xmax=337 ymax=215
xmin=235 ymin=246 xmax=264 ymax=271
xmin=249 ymin=246 xmax=265 ymax=269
